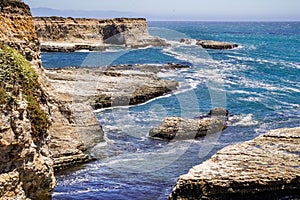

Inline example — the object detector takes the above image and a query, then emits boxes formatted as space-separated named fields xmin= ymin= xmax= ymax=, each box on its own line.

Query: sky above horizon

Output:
xmin=24 ymin=0 xmax=300 ymax=21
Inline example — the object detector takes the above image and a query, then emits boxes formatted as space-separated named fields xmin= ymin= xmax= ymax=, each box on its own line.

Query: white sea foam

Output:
xmin=237 ymin=97 xmax=261 ymax=102
xmin=227 ymin=55 xmax=255 ymax=62
xmin=228 ymin=90 xmax=252 ymax=95
xmin=287 ymin=62 xmax=300 ymax=69
xmin=100 ymin=140 xmax=202 ymax=173
xmin=75 ymin=49 xmax=90 ymax=52
xmin=229 ymin=114 xmax=259 ymax=127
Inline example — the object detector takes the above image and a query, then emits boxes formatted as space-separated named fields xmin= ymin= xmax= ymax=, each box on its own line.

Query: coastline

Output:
xmin=1 ymin=1 xmax=299 ymax=199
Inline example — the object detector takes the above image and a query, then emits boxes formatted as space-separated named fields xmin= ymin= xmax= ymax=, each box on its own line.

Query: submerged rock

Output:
xmin=149 ymin=108 xmax=228 ymax=140
xmin=169 ymin=127 xmax=300 ymax=199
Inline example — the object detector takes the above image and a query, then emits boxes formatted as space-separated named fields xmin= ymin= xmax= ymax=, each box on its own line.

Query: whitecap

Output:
xmin=229 ymin=114 xmax=259 ymax=127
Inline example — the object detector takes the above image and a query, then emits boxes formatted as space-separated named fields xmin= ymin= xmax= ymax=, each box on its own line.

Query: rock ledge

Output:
xmin=169 ymin=127 xmax=300 ymax=199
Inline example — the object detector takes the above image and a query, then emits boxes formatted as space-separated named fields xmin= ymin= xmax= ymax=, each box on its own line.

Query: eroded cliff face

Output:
xmin=34 ymin=17 xmax=167 ymax=51
xmin=0 ymin=1 xmax=103 ymax=199
xmin=0 ymin=0 xmax=41 ymax=67
xmin=0 ymin=1 xmax=55 ymax=199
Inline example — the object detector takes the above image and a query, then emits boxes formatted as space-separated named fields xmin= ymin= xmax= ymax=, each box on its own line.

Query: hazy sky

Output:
xmin=24 ymin=0 xmax=300 ymax=21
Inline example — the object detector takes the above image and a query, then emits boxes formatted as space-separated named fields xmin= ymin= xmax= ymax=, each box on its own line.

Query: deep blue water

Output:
xmin=43 ymin=22 xmax=300 ymax=200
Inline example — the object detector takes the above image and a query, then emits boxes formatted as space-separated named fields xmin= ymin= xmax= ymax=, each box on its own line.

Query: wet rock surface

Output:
xmin=196 ymin=40 xmax=238 ymax=49
xmin=169 ymin=127 xmax=300 ymax=199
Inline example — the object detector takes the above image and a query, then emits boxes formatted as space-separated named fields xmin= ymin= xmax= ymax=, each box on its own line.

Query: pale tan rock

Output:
xmin=45 ymin=66 xmax=178 ymax=110
xmin=169 ymin=127 xmax=300 ymax=199
xmin=149 ymin=116 xmax=226 ymax=140
xmin=0 ymin=1 xmax=103 ymax=199
xmin=0 ymin=1 xmax=56 ymax=199
xmin=34 ymin=17 xmax=168 ymax=52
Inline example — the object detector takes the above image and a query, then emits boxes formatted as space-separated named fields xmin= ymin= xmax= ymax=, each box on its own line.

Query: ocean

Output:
xmin=42 ymin=22 xmax=300 ymax=199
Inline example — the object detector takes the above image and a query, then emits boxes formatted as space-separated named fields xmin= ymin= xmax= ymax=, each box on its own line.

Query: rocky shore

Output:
xmin=34 ymin=17 xmax=168 ymax=52
xmin=169 ymin=127 xmax=300 ymax=199
xmin=0 ymin=1 xmax=184 ymax=198
xmin=1 ymin=1 xmax=299 ymax=200
xmin=45 ymin=63 xmax=183 ymax=110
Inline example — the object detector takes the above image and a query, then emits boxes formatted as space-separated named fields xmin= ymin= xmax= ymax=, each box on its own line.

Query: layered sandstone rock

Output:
xmin=0 ymin=1 xmax=55 ymax=199
xmin=149 ymin=117 xmax=225 ymax=140
xmin=0 ymin=44 xmax=55 ymax=199
xmin=169 ymin=127 xmax=300 ymax=199
xmin=0 ymin=0 xmax=41 ymax=67
xmin=0 ymin=1 xmax=104 ymax=199
xmin=34 ymin=17 xmax=168 ymax=51
xmin=44 ymin=64 xmax=179 ymax=111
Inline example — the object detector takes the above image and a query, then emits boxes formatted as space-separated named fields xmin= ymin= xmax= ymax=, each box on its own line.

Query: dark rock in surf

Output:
xmin=195 ymin=107 xmax=229 ymax=121
xmin=149 ymin=117 xmax=225 ymax=140
xmin=196 ymin=40 xmax=238 ymax=49
xmin=180 ymin=38 xmax=238 ymax=50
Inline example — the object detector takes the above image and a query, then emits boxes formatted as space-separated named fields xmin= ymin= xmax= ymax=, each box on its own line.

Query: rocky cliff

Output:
xmin=1 ymin=1 xmax=103 ymax=171
xmin=0 ymin=1 xmax=55 ymax=199
xmin=34 ymin=17 xmax=168 ymax=51
xmin=0 ymin=1 xmax=103 ymax=199
xmin=169 ymin=127 xmax=300 ymax=199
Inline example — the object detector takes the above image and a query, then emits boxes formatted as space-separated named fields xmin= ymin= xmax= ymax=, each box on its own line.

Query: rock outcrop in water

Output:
xmin=45 ymin=64 xmax=181 ymax=111
xmin=169 ymin=127 xmax=300 ymax=199
xmin=34 ymin=17 xmax=168 ymax=52
xmin=180 ymin=38 xmax=238 ymax=50
xmin=149 ymin=108 xmax=228 ymax=140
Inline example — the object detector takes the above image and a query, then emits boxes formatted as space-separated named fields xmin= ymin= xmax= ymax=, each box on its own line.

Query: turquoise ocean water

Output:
xmin=42 ymin=22 xmax=300 ymax=199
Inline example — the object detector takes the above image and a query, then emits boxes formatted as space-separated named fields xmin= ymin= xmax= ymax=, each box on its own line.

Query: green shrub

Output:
xmin=0 ymin=45 xmax=49 ymax=140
